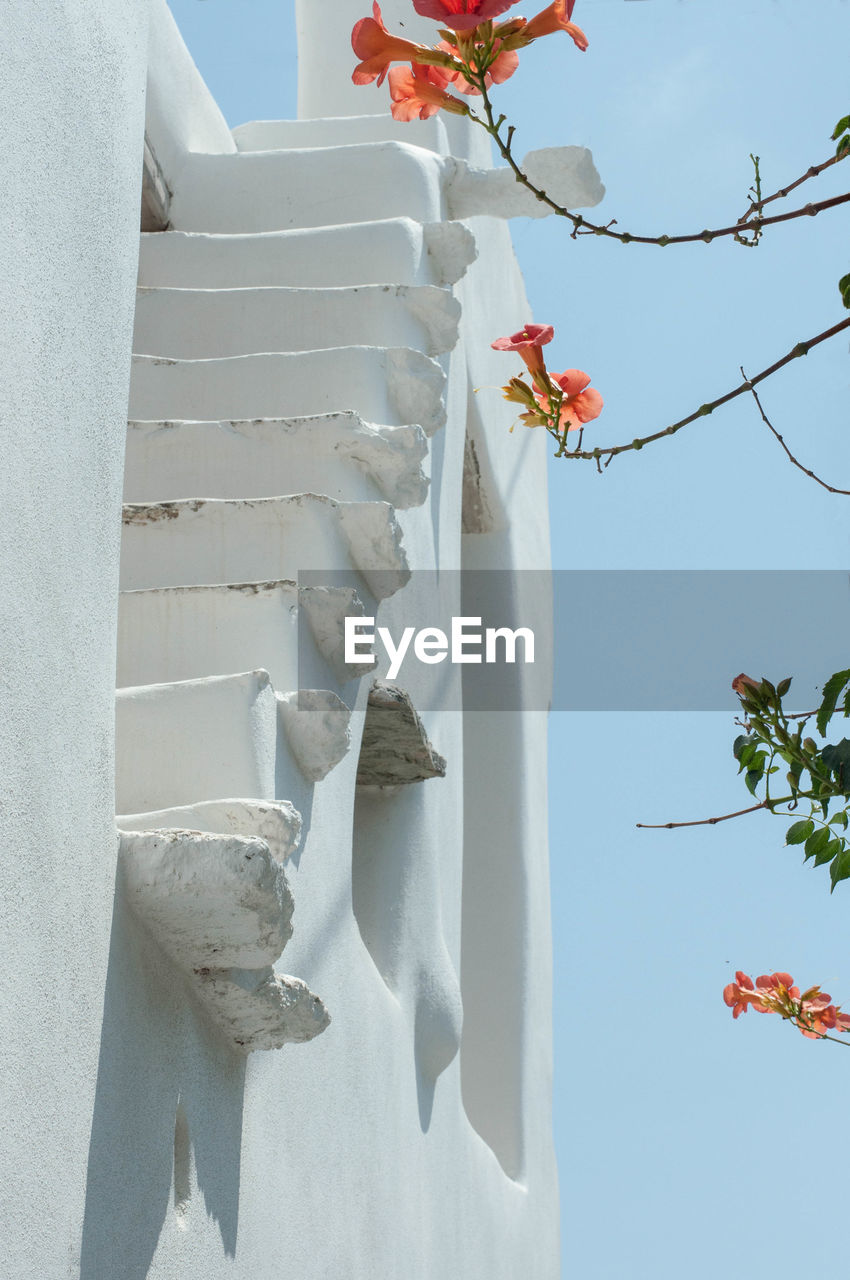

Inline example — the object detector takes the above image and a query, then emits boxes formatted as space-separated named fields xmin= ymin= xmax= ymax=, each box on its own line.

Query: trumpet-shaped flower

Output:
xmin=725 ymin=969 xmax=850 ymax=1041
xmin=413 ymin=0 xmax=521 ymax=32
xmin=352 ymin=2 xmax=454 ymax=85
xmin=491 ymin=323 xmax=554 ymax=383
xmin=387 ymin=63 xmax=470 ymax=121
xmin=538 ymin=369 xmax=603 ymax=432
xmin=754 ymin=972 xmax=800 ymax=1014
xmin=515 ymin=0 xmax=588 ymax=52
xmin=723 ymin=971 xmax=766 ymax=1019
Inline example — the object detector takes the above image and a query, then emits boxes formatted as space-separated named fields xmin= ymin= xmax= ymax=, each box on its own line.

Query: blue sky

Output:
xmin=168 ymin=3 xmax=850 ymax=1275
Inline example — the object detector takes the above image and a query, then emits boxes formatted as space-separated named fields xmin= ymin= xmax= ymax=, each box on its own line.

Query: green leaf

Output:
xmin=830 ymin=810 xmax=849 ymax=829
xmin=821 ymin=738 xmax=850 ymax=789
xmin=733 ymin=734 xmax=754 ymax=763
xmin=840 ymin=273 xmax=850 ymax=309
xmin=745 ymin=769 xmax=762 ymax=797
xmin=786 ymin=819 xmax=814 ymax=845
xmin=814 ymin=837 xmax=842 ymax=867
xmin=837 ymin=137 xmax=850 ymax=161
xmin=805 ymin=826 xmax=831 ymax=861
xmin=830 ymin=845 xmax=850 ymax=890
xmin=832 ymin=114 xmax=850 ymax=139
xmin=776 ymin=676 xmax=792 ymax=698
xmin=817 ymin=670 xmax=850 ymax=736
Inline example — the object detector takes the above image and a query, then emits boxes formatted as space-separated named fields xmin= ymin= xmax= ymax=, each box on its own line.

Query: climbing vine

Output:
xmin=639 ymin=670 xmax=850 ymax=892
xmin=349 ymin=0 xmax=850 ymax=1061
xmin=351 ymin=0 xmax=850 ymax=487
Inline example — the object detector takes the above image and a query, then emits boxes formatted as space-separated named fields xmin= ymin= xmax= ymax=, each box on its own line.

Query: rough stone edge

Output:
xmin=356 ymin=681 xmax=447 ymax=787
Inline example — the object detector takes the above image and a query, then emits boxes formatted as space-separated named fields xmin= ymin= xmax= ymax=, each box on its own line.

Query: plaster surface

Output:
xmin=138 ymin=219 xmax=477 ymax=288
xmin=0 ymin=5 xmax=148 ymax=1276
xmin=2 ymin=0 xmax=577 ymax=1273
xmin=129 ymin=347 xmax=447 ymax=432
xmin=123 ymin=416 xmax=430 ymax=508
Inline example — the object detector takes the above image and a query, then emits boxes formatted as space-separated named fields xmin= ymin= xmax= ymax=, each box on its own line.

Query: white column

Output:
xmin=296 ymin=0 xmax=451 ymax=119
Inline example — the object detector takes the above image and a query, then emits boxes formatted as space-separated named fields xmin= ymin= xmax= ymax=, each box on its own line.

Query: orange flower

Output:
xmin=798 ymin=1004 xmax=837 ymax=1039
xmin=533 ymin=369 xmax=603 ymax=432
xmin=796 ymin=984 xmax=840 ymax=1038
xmin=725 ymin=970 xmax=850 ymax=1041
xmin=723 ymin=971 xmax=767 ymax=1019
xmin=503 ymin=0 xmax=588 ymax=52
xmin=387 ymin=64 xmax=470 ymax=121
xmin=491 ymin=323 xmax=554 ymax=385
xmin=732 ymin=673 xmax=760 ymax=697
xmin=754 ymin=972 xmax=800 ymax=1014
xmin=352 ymin=2 xmax=454 ymax=86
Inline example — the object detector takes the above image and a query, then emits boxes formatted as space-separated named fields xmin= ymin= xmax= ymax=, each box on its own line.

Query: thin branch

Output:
xmin=738 ymin=154 xmax=841 ymax=222
xmin=471 ymin=86 xmax=850 ymax=247
xmin=741 ymin=368 xmax=850 ymax=496
xmin=733 ymin=155 xmax=763 ymax=247
xmin=555 ymin=316 xmax=850 ymax=465
xmin=802 ymin=1029 xmax=850 ymax=1047
xmin=636 ymin=801 xmax=769 ymax=830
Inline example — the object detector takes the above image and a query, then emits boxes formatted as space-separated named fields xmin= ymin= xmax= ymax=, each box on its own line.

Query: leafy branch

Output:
xmin=640 ymin=670 xmax=850 ymax=893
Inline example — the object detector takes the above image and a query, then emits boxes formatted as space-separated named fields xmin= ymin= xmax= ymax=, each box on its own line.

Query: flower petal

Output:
xmin=412 ymin=0 xmax=521 ymax=32
xmin=555 ymin=368 xmax=591 ymax=397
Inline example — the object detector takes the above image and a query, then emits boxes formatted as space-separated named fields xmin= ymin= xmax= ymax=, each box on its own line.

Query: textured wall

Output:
xmin=117 ymin=6 xmax=558 ymax=1272
xmin=0 ymin=3 xmax=562 ymax=1275
xmin=0 ymin=3 xmax=148 ymax=1275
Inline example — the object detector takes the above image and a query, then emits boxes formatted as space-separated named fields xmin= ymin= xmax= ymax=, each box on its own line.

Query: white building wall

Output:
xmin=1 ymin=3 xmax=583 ymax=1275
xmin=0 ymin=4 xmax=149 ymax=1277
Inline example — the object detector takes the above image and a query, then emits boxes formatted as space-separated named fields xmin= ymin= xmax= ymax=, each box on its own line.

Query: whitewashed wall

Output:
xmin=0 ymin=3 xmax=149 ymax=1277
xmin=1 ymin=1 xmax=567 ymax=1275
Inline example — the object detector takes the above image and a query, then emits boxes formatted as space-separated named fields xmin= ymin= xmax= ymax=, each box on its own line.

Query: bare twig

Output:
xmin=636 ymin=801 xmax=769 ymax=830
xmin=741 ymin=368 xmax=850 ymax=496
xmin=471 ymin=85 xmax=850 ymax=247
xmin=738 ymin=154 xmax=841 ymax=223
xmin=557 ymin=316 xmax=850 ymax=465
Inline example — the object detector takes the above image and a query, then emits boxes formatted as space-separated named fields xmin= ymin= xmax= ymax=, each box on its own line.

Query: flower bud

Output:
xmin=493 ymin=17 xmax=528 ymax=40
xmin=732 ymin=672 xmax=761 ymax=698
xmin=502 ymin=377 xmax=537 ymax=407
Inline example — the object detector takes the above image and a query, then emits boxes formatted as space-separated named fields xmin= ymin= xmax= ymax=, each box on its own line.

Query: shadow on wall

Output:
xmin=459 ymin=544 xmax=530 ymax=1182
xmin=352 ymin=782 xmax=463 ymax=1136
xmin=79 ymin=869 xmax=246 ymax=1277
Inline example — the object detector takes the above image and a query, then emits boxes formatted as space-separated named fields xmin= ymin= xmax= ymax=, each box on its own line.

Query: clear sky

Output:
xmin=168 ymin=3 xmax=850 ymax=1275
